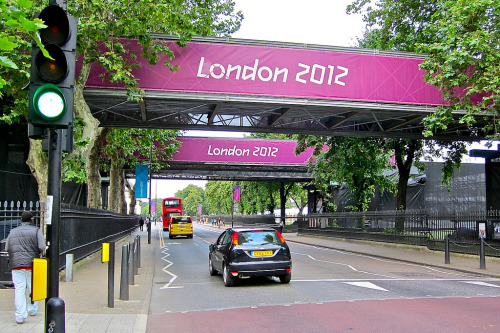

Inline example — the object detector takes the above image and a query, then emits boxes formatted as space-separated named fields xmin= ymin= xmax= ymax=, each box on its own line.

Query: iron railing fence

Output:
xmin=296 ymin=210 xmax=500 ymax=256
xmin=0 ymin=201 xmax=43 ymax=241
xmin=0 ymin=201 xmax=138 ymax=268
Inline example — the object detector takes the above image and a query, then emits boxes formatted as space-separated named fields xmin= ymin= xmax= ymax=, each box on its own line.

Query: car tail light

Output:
xmin=275 ymin=230 xmax=286 ymax=243
xmin=231 ymin=232 xmax=239 ymax=245
xmin=286 ymin=268 xmax=291 ymax=273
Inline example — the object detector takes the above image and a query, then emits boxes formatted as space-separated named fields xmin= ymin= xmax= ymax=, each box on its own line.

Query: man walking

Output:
xmin=5 ymin=211 xmax=46 ymax=324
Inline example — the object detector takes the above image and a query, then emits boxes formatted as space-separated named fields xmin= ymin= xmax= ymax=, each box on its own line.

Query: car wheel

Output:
xmin=222 ymin=263 xmax=235 ymax=287
xmin=279 ymin=272 xmax=291 ymax=284
xmin=169 ymin=233 xmax=173 ymax=239
xmin=209 ymin=257 xmax=218 ymax=276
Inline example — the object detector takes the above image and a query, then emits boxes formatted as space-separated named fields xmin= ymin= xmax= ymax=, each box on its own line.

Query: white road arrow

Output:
xmin=343 ymin=281 xmax=388 ymax=292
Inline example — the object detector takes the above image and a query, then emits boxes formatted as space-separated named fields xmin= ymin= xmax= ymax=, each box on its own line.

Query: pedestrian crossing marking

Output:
xmin=343 ymin=281 xmax=388 ymax=291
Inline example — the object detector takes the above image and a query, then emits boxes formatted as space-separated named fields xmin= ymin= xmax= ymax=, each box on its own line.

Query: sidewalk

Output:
xmin=0 ymin=227 xmax=157 ymax=333
xmin=1 ymin=224 xmax=499 ymax=332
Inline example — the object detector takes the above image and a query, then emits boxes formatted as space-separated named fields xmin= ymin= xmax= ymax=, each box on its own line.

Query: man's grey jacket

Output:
xmin=5 ymin=223 xmax=45 ymax=269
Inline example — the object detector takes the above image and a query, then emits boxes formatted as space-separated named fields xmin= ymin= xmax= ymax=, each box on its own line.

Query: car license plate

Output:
xmin=252 ymin=250 xmax=273 ymax=257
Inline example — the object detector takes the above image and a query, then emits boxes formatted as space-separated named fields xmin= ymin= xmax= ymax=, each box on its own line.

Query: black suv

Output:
xmin=208 ymin=227 xmax=292 ymax=286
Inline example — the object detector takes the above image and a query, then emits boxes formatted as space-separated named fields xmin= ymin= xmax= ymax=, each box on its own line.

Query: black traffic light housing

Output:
xmin=28 ymin=5 xmax=77 ymax=129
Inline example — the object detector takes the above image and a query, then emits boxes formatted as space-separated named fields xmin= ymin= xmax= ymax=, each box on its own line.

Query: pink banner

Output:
xmin=234 ymin=186 xmax=240 ymax=202
xmin=172 ymin=137 xmax=314 ymax=164
xmin=85 ymin=39 xmax=443 ymax=106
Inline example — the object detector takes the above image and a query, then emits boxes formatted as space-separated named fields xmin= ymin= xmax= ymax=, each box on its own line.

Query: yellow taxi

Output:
xmin=169 ymin=216 xmax=193 ymax=239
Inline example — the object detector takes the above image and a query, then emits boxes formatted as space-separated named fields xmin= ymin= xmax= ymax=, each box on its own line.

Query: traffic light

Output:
xmin=28 ymin=5 xmax=77 ymax=128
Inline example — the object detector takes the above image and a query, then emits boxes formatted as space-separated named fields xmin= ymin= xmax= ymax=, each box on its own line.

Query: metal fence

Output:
xmin=1 ymin=201 xmax=138 ymax=269
xmin=0 ymin=201 xmax=44 ymax=241
xmin=297 ymin=210 xmax=500 ymax=257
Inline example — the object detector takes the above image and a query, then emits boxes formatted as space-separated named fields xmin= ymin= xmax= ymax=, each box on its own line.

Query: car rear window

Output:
xmin=172 ymin=217 xmax=191 ymax=224
xmin=237 ymin=230 xmax=281 ymax=245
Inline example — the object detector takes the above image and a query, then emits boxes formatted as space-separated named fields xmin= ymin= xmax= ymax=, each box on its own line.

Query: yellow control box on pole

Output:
xmin=102 ymin=242 xmax=110 ymax=263
xmin=32 ymin=258 xmax=48 ymax=301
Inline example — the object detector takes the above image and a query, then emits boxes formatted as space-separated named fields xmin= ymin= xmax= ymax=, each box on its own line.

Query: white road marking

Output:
xmin=291 ymin=244 xmax=480 ymax=279
xmin=461 ymin=281 xmax=500 ymax=288
xmin=344 ymin=281 xmax=388 ymax=291
xmin=291 ymin=251 xmax=396 ymax=279
xmin=159 ymin=246 xmax=184 ymax=289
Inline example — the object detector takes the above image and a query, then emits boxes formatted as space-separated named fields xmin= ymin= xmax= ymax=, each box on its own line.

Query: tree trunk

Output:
xmin=108 ymin=152 xmax=124 ymax=212
xmin=118 ymin=170 xmax=127 ymax=214
xmin=74 ymin=61 xmax=102 ymax=208
xmin=26 ymin=139 xmax=48 ymax=230
xmin=86 ymin=128 xmax=109 ymax=209
xmin=125 ymin=179 xmax=136 ymax=215
xmin=394 ymin=139 xmax=418 ymax=233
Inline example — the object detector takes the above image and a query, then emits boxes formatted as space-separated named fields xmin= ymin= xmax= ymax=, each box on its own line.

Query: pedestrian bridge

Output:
xmin=156 ymin=137 xmax=313 ymax=181
xmin=83 ymin=35 xmax=489 ymax=141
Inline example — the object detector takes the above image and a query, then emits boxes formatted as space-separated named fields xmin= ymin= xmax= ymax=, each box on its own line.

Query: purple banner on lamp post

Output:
xmin=172 ymin=137 xmax=315 ymax=165
xmin=85 ymin=39 xmax=443 ymax=106
xmin=234 ymin=186 xmax=240 ymax=202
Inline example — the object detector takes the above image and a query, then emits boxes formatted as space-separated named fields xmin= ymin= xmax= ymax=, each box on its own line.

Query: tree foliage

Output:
xmin=0 ymin=0 xmax=48 ymax=123
xmin=344 ymin=0 xmax=480 ymax=211
xmin=100 ymin=128 xmax=180 ymax=212
xmin=2 ymin=0 xmax=243 ymax=208
xmin=418 ymin=0 xmax=500 ymax=138
xmin=175 ymin=184 xmax=205 ymax=216
xmin=296 ymin=136 xmax=394 ymax=212
xmin=205 ymin=181 xmax=233 ymax=214
xmin=348 ymin=0 xmax=499 ymax=138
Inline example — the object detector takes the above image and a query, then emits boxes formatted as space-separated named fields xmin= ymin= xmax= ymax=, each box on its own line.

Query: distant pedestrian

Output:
xmin=5 ymin=211 xmax=46 ymax=324
xmin=139 ymin=217 xmax=144 ymax=231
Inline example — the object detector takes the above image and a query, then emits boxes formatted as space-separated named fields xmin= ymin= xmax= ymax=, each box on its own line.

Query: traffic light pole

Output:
xmin=47 ymin=128 xmax=62 ymax=297
xmin=45 ymin=128 xmax=66 ymax=332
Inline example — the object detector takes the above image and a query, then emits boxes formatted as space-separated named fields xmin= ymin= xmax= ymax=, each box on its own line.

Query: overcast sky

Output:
xmin=232 ymin=0 xmax=364 ymax=47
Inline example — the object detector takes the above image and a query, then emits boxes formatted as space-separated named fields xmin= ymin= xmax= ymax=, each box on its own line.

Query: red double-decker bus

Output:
xmin=162 ymin=197 xmax=182 ymax=231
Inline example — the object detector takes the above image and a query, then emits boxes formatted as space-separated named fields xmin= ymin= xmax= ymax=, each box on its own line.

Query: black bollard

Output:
xmin=108 ymin=241 xmax=115 ymax=308
xmin=134 ymin=238 xmax=139 ymax=275
xmin=480 ymin=238 xmax=486 ymax=270
xmin=45 ymin=297 xmax=65 ymax=333
xmin=136 ymin=235 xmax=141 ymax=269
xmin=120 ymin=244 xmax=129 ymax=300
xmin=148 ymin=221 xmax=151 ymax=244
xmin=445 ymin=234 xmax=450 ymax=264
xmin=129 ymin=242 xmax=135 ymax=285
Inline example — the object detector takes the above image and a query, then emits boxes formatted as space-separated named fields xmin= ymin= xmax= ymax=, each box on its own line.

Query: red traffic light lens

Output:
xmin=39 ymin=5 xmax=71 ymax=45
xmin=35 ymin=44 xmax=68 ymax=83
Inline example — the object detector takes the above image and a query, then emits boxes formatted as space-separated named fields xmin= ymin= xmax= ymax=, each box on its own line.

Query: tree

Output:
xmin=100 ymin=128 xmax=180 ymax=213
xmin=418 ymin=0 xmax=500 ymax=138
xmin=3 ymin=0 xmax=242 ymax=208
xmin=175 ymin=184 xmax=205 ymax=216
xmin=205 ymin=181 xmax=233 ymax=214
xmin=346 ymin=0 xmax=476 ymax=218
xmin=296 ymin=136 xmax=394 ymax=212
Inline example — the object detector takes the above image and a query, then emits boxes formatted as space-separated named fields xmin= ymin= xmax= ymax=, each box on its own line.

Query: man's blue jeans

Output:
xmin=11 ymin=269 xmax=38 ymax=322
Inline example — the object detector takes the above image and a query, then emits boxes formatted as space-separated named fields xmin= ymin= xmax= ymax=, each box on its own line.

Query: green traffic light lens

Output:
xmin=33 ymin=84 xmax=66 ymax=119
